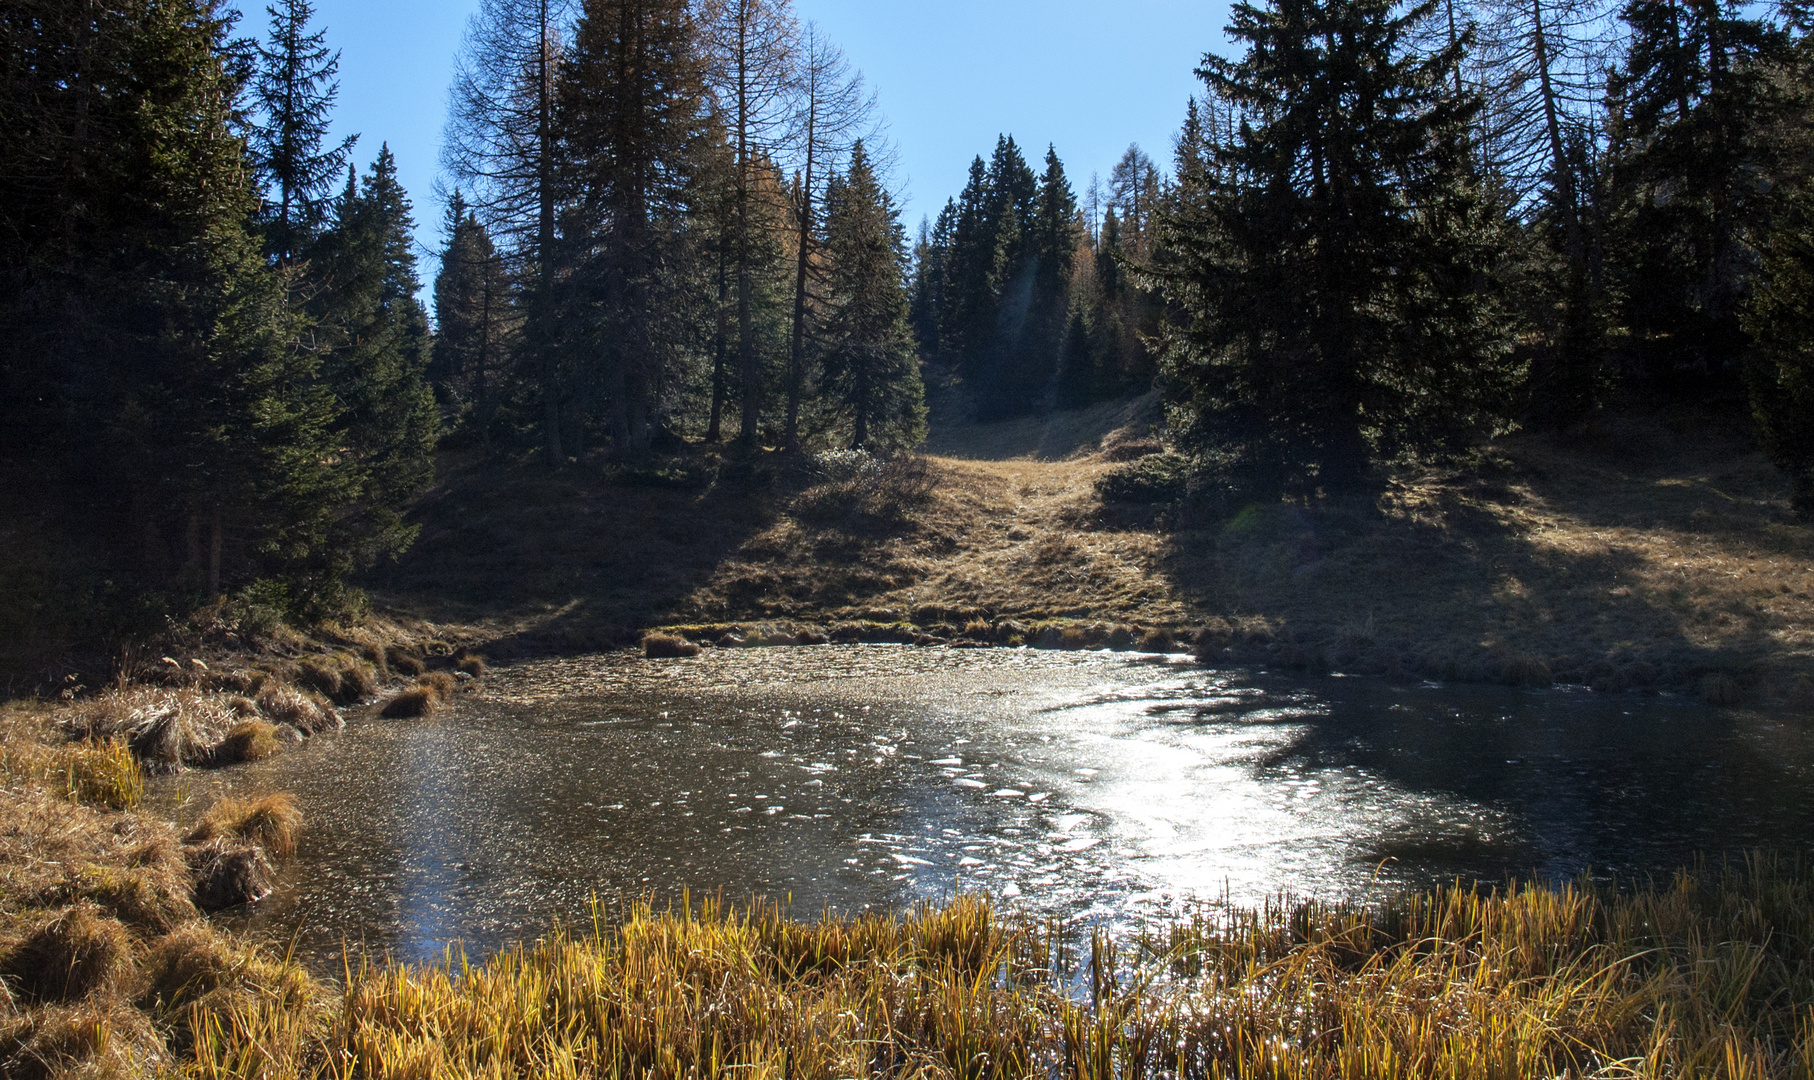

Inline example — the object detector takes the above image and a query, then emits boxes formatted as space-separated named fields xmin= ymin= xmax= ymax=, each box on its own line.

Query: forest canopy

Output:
xmin=5 ymin=0 xmax=1814 ymax=655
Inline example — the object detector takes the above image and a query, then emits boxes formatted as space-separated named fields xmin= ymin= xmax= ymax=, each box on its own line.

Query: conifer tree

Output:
xmin=247 ymin=0 xmax=357 ymax=262
xmin=1743 ymin=180 xmax=1814 ymax=517
xmin=1156 ymin=0 xmax=1518 ymax=494
xmin=700 ymin=0 xmax=800 ymax=444
xmin=444 ymin=0 xmax=575 ymax=461
xmin=1011 ymin=145 xmax=1079 ymax=406
xmin=1608 ymin=0 xmax=1794 ymax=397
xmin=820 ymin=142 xmax=926 ymax=450
xmin=559 ymin=0 xmax=713 ymax=450
xmin=0 ymin=0 xmax=346 ymax=608
xmin=783 ymin=23 xmax=876 ymax=452
xmin=311 ymin=147 xmax=439 ymax=571
xmin=433 ymin=191 xmax=514 ymax=436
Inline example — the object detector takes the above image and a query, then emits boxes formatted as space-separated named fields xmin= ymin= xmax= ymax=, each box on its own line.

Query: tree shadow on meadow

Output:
xmin=1150 ymin=435 xmax=1814 ymax=693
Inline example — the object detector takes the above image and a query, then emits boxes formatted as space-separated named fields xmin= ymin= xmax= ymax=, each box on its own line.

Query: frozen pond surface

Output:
xmin=155 ymin=646 xmax=1814 ymax=969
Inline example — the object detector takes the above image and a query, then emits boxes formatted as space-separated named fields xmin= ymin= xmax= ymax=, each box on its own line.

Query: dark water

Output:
xmin=152 ymin=646 xmax=1814 ymax=970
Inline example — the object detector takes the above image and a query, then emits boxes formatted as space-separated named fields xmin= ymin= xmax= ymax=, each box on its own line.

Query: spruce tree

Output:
xmin=820 ymin=142 xmax=926 ymax=451
xmin=1743 ymin=180 xmax=1814 ymax=517
xmin=248 ymin=0 xmax=357 ymax=262
xmin=433 ymin=191 xmax=514 ymax=436
xmin=1609 ymin=0 xmax=1793 ymax=397
xmin=559 ymin=0 xmax=713 ymax=451
xmin=1156 ymin=0 xmax=1518 ymax=494
xmin=0 ymin=0 xmax=346 ymax=611
xmin=311 ymin=146 xmax=439 ymax=572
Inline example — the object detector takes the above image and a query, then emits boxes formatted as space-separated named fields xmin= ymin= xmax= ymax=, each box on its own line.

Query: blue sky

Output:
xmin=230 ymin=0 xmax=1235 ymax=262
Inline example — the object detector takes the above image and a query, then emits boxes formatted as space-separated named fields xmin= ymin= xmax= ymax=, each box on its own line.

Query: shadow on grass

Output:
xmin=363 ymin=448 xmax=936 ymax=657
xmin=1151 ymin=427 xmax=1813 ymax=691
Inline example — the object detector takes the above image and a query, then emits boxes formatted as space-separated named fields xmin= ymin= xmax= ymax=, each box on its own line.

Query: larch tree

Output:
xmin=443 ymin=0 xmax=575 ymax=462
xmin=782 ymin=23 xmax=877 ymax=452
xmin=699 ymin=0 xmax=799 ymax=444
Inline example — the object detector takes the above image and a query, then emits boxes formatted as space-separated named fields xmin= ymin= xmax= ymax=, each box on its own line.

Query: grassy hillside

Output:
xmin=369 ymin=400 xmax=1814 ymax=701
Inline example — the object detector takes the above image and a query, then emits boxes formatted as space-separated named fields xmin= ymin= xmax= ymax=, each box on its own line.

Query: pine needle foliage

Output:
xmin=1154 ymin=0 xmax=1521 ymax=496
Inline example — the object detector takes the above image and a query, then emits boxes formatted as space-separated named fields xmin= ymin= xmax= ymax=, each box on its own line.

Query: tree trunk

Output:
xmin=537 ymin=0 xmax=563 ymax=465
xmin=207 ymin=507 xmax=223 ymax=599
xmin=708 ymin=244 xmax=729 ymax=442
xmin=735 ymin=5 xmax=759 ymax=445
xmin=788 ymin=129 xmax=816 ymax=454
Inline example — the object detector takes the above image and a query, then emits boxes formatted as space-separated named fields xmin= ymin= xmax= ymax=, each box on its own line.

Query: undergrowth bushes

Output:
xmin=794 ymin=451 xmax=939 ymax=524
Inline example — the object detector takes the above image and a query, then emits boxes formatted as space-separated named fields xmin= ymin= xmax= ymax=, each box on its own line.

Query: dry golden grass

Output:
xmin=379 ymin=686 xmax=439 ymax=718
xmin=184 ymin=794 xmax=302 ymax=860
xmin=170 ymin=858 xmax=1814 ymax=1080
xmin=643 ymin=632 xmax=701 ymax=659
xmin=0 ymin=696 xmax=322 ymax=1080
xmin=374 ymin=409 xmax=1813 ymax=696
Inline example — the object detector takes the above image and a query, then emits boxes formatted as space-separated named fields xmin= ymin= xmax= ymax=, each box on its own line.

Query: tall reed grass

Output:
xmin=181 ymin=857 xmax=1814 ymax=1080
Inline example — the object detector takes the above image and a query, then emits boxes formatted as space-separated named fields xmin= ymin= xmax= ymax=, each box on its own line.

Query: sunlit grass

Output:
xmin=179 ymin=858 xmax=1814 ymax=1079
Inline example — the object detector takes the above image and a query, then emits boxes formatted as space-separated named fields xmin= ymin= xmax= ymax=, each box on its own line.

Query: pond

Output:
xmin=154 ymin=645 xmax=1814 ymax=970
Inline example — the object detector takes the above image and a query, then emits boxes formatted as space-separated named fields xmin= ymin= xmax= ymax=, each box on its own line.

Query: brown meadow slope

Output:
xmin=372 ymin=402 xmax=1814 ymax=700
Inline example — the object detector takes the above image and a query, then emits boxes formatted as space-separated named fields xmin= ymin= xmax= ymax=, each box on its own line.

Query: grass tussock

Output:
xmin=254 ymin=685 xmax=340 ymax=735
xmin=454 ymin=652 xmax=488 ymax=678
xmin=175 ymin=857 xmax=1814 ymax=1080
xmin=211 ymin=721 xmax=280 ymax=766
xmin=184 ymin=794 xmax=302 ymax=860
xmin=379 ymin=687 xmax=438 ymax=719
xmin=384 ymin=645 xmax=426 ymax=677
xmin=417 ymin=671 xmax=459 ymax=702
xmin=643 ymin=632 xmax=702 ymax=659
xmin=0 ymin=699 xmax=327 ymax=1080
xmin=0 ymin=901 xmax=137 ymax=1003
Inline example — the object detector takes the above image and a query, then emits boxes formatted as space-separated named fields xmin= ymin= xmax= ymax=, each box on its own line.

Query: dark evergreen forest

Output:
xmin=5 ymin=0 xmax=1814 ymax=648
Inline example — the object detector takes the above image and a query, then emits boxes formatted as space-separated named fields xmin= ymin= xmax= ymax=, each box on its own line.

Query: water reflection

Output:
xmin=152 ymin=646 xmax=1813 ymax=970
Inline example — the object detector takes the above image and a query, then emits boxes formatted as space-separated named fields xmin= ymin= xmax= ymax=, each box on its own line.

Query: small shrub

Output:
xmin=1499 ymin=655 xmax=1554 ymax=689
xmin=794 ymin=453 xmax=938 ymax=523
xmin=1107 ymin=625 xmax=1138 ymax=651
xmin=380 ymin=688 xmax=438 ymax=719
xmin=644 ymin=633 xmax=702 ymax=659
xmin=63 ymin=739 xmax=143 ymax=810
xmin=385 ymin=646 xmax=426 ymax=677
xmin=1095 ymin=452 xmax=1190 ymax=504
xmin=0 ymin=903 xmax=136 ymax=1002
xmin=454 ymin=652 xmax=488 ymax=678
xmin=417 ymin=672 xmax=459 ymax=702
xmin=1101 ymin=435 xmax=1165 ymax=461
xmin=212 ymin=721 xmax=280 ymax=766
xmin=185 ymin=794 xmax=302 ymax=859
